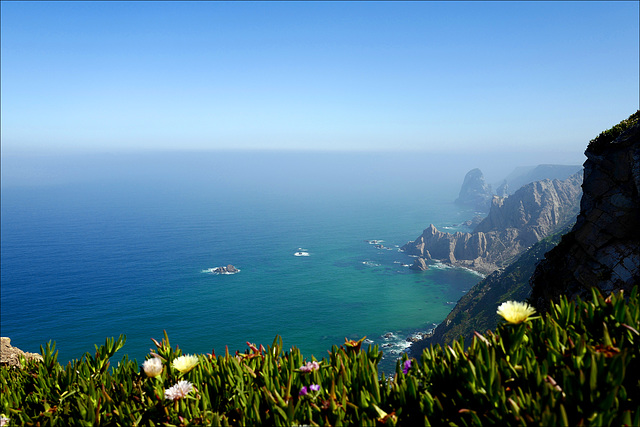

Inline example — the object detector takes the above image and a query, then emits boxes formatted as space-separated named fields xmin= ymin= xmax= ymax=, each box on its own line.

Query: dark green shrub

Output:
xmin=587 ymin=110 xmax=639 ymax=155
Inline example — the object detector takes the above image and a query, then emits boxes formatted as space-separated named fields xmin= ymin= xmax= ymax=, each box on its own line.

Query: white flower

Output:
xmin=143 ymin=357 xmax=163 ymax=378
xmin=497 ymin=301 xmax=536 ymax=324
xmin=164 ymin=380 xmax=194 ymax=401
xmin=0 ymin=414 xmax=9 ymax=427
xmin=172 ymin=354 xmax=199 ymax=373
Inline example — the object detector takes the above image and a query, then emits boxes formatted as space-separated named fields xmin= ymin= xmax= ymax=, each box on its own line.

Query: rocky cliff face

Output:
xmin=496 ymin=164 xmax=583 ymax=197
xmin=409 ymin=227 xmax=569 ymax=355
xmin=454 ymin=168 xmax=493 ymax=212
xmin=403 ymin=172 xmax=583 ymax=274
xmin=529 ymin=112 xmax=640 ymax=310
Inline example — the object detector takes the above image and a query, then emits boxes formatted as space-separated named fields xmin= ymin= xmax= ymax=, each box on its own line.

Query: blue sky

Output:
xmin=1 ymin=1 xmax=638 ymax=155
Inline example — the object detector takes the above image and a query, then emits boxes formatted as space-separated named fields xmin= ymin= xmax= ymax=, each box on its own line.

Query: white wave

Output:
xmin=458 ymin=266 xmax=487 ymax=278
xmin=361 ymin=261 xmax=380 ymax=267
xmin=202 ymin=268 xmax=241 ymax=275
xmin=431 ymin=261 xmax=452 ymax=270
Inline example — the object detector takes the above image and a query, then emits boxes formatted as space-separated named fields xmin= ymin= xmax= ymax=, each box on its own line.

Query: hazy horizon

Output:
xmin=1 ymin=1 xmax=638 ymax=157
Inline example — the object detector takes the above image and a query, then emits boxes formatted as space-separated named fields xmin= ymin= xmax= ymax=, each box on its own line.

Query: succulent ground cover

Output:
xmin=2 ymin=287 xmax=639 ymax=426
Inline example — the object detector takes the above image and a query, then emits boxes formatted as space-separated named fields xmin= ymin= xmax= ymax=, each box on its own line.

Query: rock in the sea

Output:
xmin=1 ymin=337 xmax=43 ymax=368
xmin=529 ymin=111 xmax=640 ymax=311
xmin=455 ymin=168 xmax=493 ymax=212
xmin=212 ymin=264 xmax=239 ymax=274
xmin=410 ymin=257 xmax=429 ymax=271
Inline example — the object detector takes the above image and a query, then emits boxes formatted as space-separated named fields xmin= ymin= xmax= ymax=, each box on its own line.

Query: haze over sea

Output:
xmin=1 ymin=150 xmax=570 ymax=373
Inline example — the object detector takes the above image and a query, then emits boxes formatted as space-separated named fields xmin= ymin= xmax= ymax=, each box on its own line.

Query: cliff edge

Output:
xmin=529 ymin=111 xmax=640 ymax=311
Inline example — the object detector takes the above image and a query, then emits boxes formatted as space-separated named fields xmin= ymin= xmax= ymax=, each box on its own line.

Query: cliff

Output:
xmin=454 ymin=168 xmax=492 ymax=212
xmin=402 ymin=172 xmax=583 ymax=274
xmin=495 ymin=164 xmax=583 ymax=197
xmin=529 ymin=111 xmax=640 ymax=310
xmin=409 ymin=226 xmax=570 ymax=355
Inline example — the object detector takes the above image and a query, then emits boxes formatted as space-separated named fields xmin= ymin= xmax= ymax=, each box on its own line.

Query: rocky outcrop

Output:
xmin=454 ymin=168 xmax=492 ymax=212
xmin=213 ymin=264 xmax=239 ymax=274
xmin=409 ymin=257 xmax=429 ymax=271
xmin=403 ymin=172 xmax=583 ymax=274
xmin=1 ymin=337 xmax=43 ymax=368
xmin=529 ymin=112 xmax=640 ymax=311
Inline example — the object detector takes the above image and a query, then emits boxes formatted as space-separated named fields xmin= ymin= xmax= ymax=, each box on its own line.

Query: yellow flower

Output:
xmin=143 ymin=357 xmax=163 ymax=377
xmin=172 ymin=354 xmax=199 ymax=373
xmin=497 ymin=301 xmax=536 ymax=324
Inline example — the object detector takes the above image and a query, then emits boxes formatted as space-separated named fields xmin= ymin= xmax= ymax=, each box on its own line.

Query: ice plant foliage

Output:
xmin=164 ymin=380 xmax=194 ymax=401
xmin=172 ymin=354 xmax=199 ymax=373
xmin=299 ymin=361 xmax=320 ymax=372
xmin=2 ymin=287 xmax=639 ymax=425
xmin=142 ymin=357 xmax=163 ymax=378
xmin=496 ymin=300 xmax=536 ymax=324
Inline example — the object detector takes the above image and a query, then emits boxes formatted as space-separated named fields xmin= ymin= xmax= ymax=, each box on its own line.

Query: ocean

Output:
xmin=1 ymin=151 xmax=492 ymax=374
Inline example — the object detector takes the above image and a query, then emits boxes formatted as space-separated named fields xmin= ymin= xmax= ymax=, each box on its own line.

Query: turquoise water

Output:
xmin=1 ymin=151 xmax=483 ymax=374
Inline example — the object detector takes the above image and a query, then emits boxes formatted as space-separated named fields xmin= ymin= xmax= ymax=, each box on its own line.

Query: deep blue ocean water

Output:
xmin=1 ymin=151 xmax=487 ymax=374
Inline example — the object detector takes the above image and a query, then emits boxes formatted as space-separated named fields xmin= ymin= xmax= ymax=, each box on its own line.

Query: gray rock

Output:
xmin=410 ymin=257 xmax=429 ymax=271
xmin=529 ymin=114 xmax=640 ymax=310
xmin=455 ymin=168 xmax=493 ymax=212
xmin=403 ymin=172 xmax=583 ymax=275
xmin=1 ymin=337 xmax=43 ymax=368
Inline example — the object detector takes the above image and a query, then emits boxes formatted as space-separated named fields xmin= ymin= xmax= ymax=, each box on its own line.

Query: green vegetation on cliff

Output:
xmin=411 ymin=225 xmax=572 ymax=354
xmin=2 ymin=287 xmax=639 ymax=426
xmin=587 ymin=110 xmax=639 ymax=155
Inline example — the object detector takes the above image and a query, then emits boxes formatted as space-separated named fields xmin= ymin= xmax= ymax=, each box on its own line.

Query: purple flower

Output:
xmin=299 ymin=386 xmax=308 ymax=396
xmin=403 ymin=359 xmax=412 ymax=374
xmin=310 ymin=384 xmax=321 ymax=392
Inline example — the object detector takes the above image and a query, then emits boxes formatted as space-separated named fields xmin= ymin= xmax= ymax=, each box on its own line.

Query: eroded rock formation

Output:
xmin=454 ymin=168 xmax=493 ymax=212
xmin=403 ymin=172 xmax=583 ymax=275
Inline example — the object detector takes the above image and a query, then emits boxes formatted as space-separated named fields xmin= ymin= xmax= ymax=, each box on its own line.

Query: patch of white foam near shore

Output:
xmin=458 ymin=266 xmax=487 ymax=279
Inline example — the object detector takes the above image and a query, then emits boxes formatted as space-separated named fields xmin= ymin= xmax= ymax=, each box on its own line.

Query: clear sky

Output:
xmin=1 ymin=1 xmax=638 ymax=154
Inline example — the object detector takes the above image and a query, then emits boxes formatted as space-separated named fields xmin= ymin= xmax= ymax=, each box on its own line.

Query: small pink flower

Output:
xmin=299 ymin=361 xmax=320 ymax=373
xmin=309 ymin=384 xmax=321 ymax=392
xmin=299 ymin=386 xmax=308 ymax=396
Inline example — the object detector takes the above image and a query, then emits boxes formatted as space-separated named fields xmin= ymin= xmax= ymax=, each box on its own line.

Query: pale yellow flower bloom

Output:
xmin=143 ymin=357 xmax=163 ymax=377
xmin=497 ymin=301 xmax=536 ymax=324
xmin=172 ymin=354 xmax=199 ymax=373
